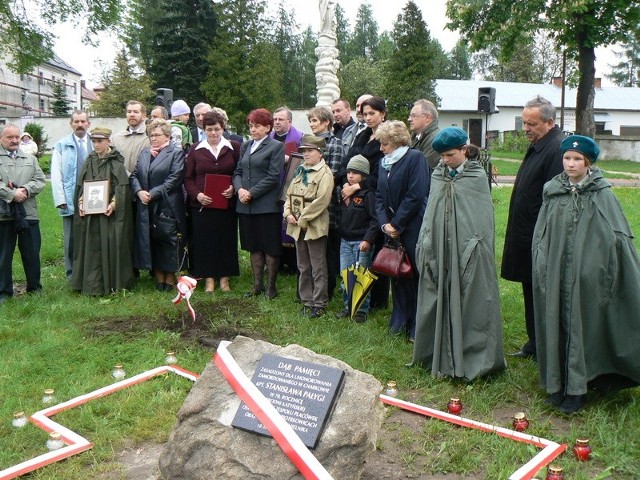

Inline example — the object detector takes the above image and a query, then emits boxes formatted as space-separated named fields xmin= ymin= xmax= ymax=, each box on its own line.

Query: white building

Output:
xmin=0 ymin=54 xmax=83 ymax=119
xmin=435 ymin=79 xmax=640 ymax=148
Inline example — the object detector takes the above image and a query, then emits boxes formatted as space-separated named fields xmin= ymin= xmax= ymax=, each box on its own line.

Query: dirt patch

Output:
xmin=89 ymin=298 xmax=268 ymax=349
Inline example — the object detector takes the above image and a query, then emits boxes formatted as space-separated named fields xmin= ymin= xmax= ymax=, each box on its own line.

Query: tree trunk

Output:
xmin=575 ymin=19 xmax=595 ymax=137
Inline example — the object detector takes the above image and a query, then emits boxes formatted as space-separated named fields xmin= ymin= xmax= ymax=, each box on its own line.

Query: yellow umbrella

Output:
xmin=349 ymin=264 xmax=378 ymax=319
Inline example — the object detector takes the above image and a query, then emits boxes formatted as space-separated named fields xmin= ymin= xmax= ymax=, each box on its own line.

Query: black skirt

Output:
xmin=189 ymin=207 xmax=239 ymax=277
xmin=239 ymin=212 xmax=283 ymax=256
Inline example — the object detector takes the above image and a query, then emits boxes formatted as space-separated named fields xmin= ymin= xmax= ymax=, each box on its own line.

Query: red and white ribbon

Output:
xmin=379 ymin=395 xmax=566 ymax=480
xmin=214 ymin=341 xmax=333 ymax=480
xmin=172 ymin=276 xmax=198 ymax=322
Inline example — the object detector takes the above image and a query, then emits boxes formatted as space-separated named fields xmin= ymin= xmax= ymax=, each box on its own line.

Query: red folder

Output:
xmin=204 ymin=174 xmax=232 ymax=209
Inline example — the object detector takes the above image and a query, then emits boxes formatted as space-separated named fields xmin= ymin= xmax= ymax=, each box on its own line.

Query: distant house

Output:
xmin=0 ymin=54 xmax=83 ymax=118
xmin=435 ymin=79 xmax=640 ymax=147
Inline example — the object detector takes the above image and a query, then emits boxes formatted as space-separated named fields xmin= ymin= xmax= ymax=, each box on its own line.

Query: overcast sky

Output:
xmin=53 ymin=0 xmax=615 ymax=88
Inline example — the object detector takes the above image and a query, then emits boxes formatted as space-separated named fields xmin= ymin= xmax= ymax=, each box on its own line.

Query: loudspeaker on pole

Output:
xmin=156 ymin=88 xmax=174 ymax=110
xmin=478 ymin=87 xmax=496 ymax=114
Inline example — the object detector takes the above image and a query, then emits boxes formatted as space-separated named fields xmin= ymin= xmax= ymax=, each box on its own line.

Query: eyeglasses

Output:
xmin=149 ymin=133 xmax=165 ymax=138
xmin=409 ymin=112 xmax=427 ymax=119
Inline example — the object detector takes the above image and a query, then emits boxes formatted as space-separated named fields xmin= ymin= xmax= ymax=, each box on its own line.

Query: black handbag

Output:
xmin=150 ymin=210 xmax=177 ymax=245
xmin=371 ymin=239 xmax=414 ymax=279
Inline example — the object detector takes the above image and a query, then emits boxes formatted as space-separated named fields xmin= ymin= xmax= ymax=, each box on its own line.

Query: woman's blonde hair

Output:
xmin=375 ymin=120 xmax=411 ymax=148
xmin=147 ymin=119 xmax=172 ymax=137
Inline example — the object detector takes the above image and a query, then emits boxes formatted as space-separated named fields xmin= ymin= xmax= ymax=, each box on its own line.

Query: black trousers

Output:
xmin=0 ymin=220 xmax=41 ymax=298
xmin=522 ymin=280 xmax=536 ymax=354
xmin=326 ymin=227 xmax=341 ymax=299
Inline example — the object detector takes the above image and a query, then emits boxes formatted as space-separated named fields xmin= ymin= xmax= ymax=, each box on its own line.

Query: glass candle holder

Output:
xmin=12 ymin=411 xmax=28 ymax=428
xmin=512 ymin=412 xmax=529 ymax=432
xmin=573 ymin=438 xmax=592 ymax=461
xmin=46 ymin=432 xmax=65 ymax=451
xmin=447 ymin=398 xmax=463 ymax=415
xmin=165 ymin=351 xmax=177 ymax=365
xmin=545 ymin=465 xmax=564 ymax=480
xmin=112 ymin=364 xmax=126 ymax=380
xmin=383 ymin=381 xmax=398 ymax=397
xmin=42 ymin=389 xmax=56 ymax=404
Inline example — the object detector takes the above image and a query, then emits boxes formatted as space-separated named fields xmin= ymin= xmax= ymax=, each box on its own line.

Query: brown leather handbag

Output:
xmin=371 ymin=239 xmax=414 ymax=279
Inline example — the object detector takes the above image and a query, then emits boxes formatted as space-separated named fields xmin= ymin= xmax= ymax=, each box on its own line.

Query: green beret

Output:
xmin=432 ymin=127 xmax=468 ymax=153
xmin=560 ymin=135 xmax=599 ymax=163
xmin=90 ymin=127 xmax=112 ymax=139
xmin=346 ymin=154 xmax=370 ymax=175
xmin=298 ymin=134 xmax=326 ymax=153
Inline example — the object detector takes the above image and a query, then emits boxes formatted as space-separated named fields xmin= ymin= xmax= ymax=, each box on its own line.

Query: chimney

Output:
xmin=594 ymin=77 xmax=602 ymax=88
xmin=552 ymin=77 xmax=563 ymax=88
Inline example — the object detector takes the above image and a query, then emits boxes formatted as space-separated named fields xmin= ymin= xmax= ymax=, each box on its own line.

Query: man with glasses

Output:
xmin=341 ymin=93 xmax=372 ymax=151
xmin=408 ymin=99 xmax=440 ymax=169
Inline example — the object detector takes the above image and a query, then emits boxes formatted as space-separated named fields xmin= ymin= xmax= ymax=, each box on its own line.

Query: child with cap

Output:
xmin=169 ymin=99 xmax=193 ymax=151
xmin=283 ymin=134 xmax=334 ymax=318
xmin=532 ymin=134 xmax=640 ymax=413
xmin=337 ymin=154 xmax=379 ymax=322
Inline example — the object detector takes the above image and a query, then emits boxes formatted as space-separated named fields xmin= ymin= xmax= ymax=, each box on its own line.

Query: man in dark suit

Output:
xmin=191 ymin=102 xmax=212 ymax=143
xmin=501 ymin=96 xmax=564 ymax=359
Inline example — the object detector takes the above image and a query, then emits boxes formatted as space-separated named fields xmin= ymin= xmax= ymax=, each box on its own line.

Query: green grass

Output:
xmin=1 ymin=184 xmax=639 ymax=479
xmin=492 ymin=156 xmax=640 ymax=179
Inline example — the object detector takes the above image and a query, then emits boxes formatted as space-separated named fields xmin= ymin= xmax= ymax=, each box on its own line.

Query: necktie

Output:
xmin=294 ymin=164 xmax=311 ymax=186
xmin=449 ymin=169 xmax=458 ymax=178
xmin=200 ymin=130 xmax=205 ymax=141
xmin=77 ymin=139 xmax=87 ymax=162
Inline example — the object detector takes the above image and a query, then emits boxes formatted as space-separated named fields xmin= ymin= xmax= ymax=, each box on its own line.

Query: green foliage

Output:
xmin=446 ymin=0 xmax=640 ymax=136
xmin=202 ymin=0 xmax=284 ymax=133
xmin=491 ymin=131 xmax=531 ymax=153
xmin=607 ymin=30 xmax=640 ymax=87
xmin=334 ymin=3 xmax=351 ymax=61
xmin=446 ymin=39 xmax=473 ymax=80
xmin=92 ymin=48 xmax=155 ymax=117
xmin=338 ymin=58 xmax=387 ymax=106
xmin=383 ymin=1 xmax=440 ymax=120
xmin=125 ymin=0 xmax=217 ymax=106
xmin=344 ymin=1 xmax=379 ymax=62
xmin=0 ymin=0 xmax=123 ymax=74
xmin=50 ymin=82 xmax=72 ymax=116
xmin=23 ymin=122 xmax=49 ymax=158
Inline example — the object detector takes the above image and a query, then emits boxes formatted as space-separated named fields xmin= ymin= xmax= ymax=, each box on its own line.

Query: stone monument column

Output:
xmin=316 ymin=0 xmax=341 ymax=106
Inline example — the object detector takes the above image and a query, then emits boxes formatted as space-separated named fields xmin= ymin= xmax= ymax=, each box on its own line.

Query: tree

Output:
xmin=125 ymin=0 xmax=216 ymax=106
xmin=338 ymin=58 xmax=386 ymax=105
xmin=607 ymin=33 xmax=640 ymax=87
xmin=446 ymin=0 xmax=640 ymax=137
xmin=51 ymin=82 xmax=72 ymax=116
xmin=296 ymin=26 xmax=320 ymax=109
xmin=472 ymin=32 xmax=563 ymax=83
xmin=202 ymin=0 xmax=284 ymax=133
xmin=92 ymin=48 xmax=155 ymax=117
xmin=346 ymin=2 xmax=379 ymax=61
xmin=445 ymin=39 xmax=473 ymax=80
xmin=0 ymin=0 xmax=123 ymax=73
xmin=383 ymin=1 xmax=440 ymax=120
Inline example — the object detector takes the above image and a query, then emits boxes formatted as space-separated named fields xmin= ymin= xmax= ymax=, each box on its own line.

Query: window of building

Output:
xmin=39 ymin=98 xmax=45 ymax=111
xmin=39 ymin=71 xmax=44 ymax=85
xmin=515 ymin=116 xmax=523 ymax=130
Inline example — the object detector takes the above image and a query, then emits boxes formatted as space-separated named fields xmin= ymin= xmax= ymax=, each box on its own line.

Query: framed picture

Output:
xmin=289 ymin=194 xmax=305 ymax=220
xmin=279 ymin=153 xmax=304 ymax=203
xmin=83 ymin=179 xmax=110 ymax=215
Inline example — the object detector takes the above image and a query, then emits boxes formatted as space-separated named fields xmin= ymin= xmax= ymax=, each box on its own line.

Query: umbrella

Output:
xmin=341 ymin=261 xmax=378 ymax=320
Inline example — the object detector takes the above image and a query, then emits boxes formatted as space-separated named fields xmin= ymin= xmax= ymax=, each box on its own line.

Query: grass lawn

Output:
xmin=1 ymin=184 xmax=639 ymax=479
xmin=492 ymin=155 xmax=640 ymax=179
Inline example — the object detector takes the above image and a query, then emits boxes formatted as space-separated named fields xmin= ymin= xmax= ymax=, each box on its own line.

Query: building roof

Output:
xmin=82 ymin=85 xmax=99 ymax=101
xmin=435 ymin=79 xmax=640 ymax=113
xmin=44 ymin=54 xmax=82 ymax=77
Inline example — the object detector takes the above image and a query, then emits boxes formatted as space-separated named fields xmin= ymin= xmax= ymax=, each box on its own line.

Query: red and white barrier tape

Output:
xmin=214 ymin=340 xmax=334 ymax=480
xmin=379 ymin=395 xmax=566 ymax=480
xmin=0 ymin=365 xmax=199 ymax=480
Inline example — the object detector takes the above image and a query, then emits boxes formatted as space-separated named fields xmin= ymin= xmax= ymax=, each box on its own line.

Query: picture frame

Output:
xmin=289 ymin=193 xmax=305 ymax=220
xmin=83 ymin=179 xmax=110 ymax=215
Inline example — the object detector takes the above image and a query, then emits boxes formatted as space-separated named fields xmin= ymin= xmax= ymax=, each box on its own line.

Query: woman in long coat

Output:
xmin=374 ymin=121 xmax=429 ymax=339
xmin=72 ymin=128 xmax=134 ymax=295
xmin=412 ymin=127 xmax=506 ymax=381
xmin=130 ymin=119 xmax=186 ymax=291
xmin=533 ymin=135 xmax=640 ymax=413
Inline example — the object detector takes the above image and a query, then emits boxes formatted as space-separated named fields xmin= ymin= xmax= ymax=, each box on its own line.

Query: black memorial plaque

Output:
xmin=232 ymin=353 xmax=345 ymax=449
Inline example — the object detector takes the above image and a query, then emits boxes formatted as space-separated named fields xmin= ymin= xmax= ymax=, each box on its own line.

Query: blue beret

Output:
xmin=432 ymin=127 xmax=469 ymax=153
xmin=560 ymin=135 xmax=599 ymax=163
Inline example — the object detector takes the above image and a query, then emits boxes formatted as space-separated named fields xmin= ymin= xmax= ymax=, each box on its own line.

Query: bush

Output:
xmin=23 ymin=122 xmax=49 ymax=158
xmin=38 ymin=154 xmax=52 ymax=175
xmin=492 ymin=130 xmax=530 ymax=153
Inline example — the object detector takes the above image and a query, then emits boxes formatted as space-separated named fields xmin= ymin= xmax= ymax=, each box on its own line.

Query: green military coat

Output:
xmin=412 ymin=160 xmax=506 ymax=381
xmin=532 ymin=169 xmax=640 ymax=395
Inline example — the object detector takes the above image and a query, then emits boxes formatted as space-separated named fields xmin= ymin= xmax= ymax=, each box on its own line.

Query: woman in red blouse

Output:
xmin=184 ymin=111 xmax=240 ymax=292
